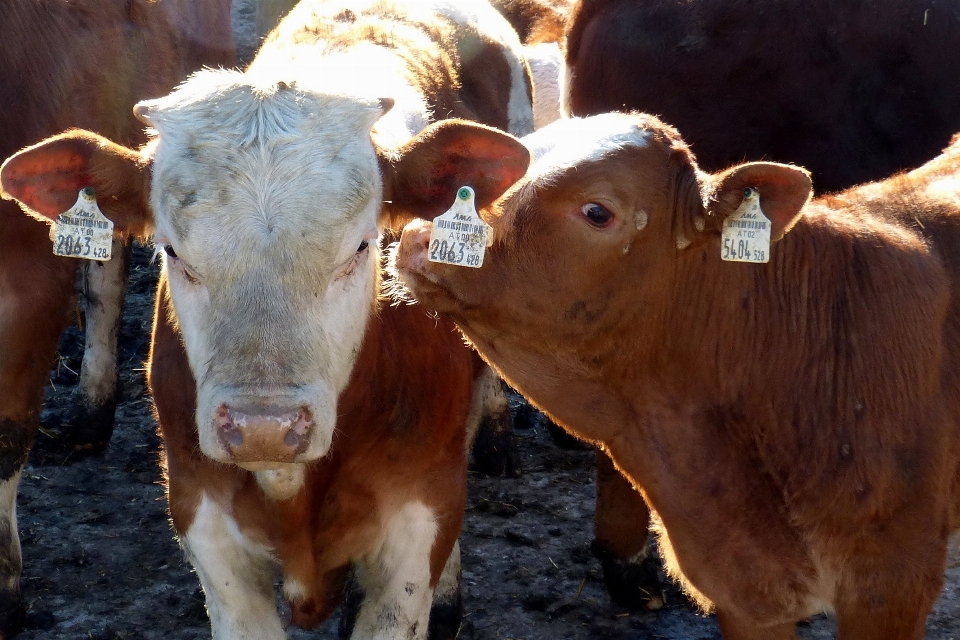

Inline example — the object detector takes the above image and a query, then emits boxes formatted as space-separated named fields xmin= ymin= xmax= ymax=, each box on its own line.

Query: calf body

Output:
xmin=2 ymin=1 xmax=532 ymax=636
xmin=395 ymin=113 xmax=960 ymax=638
xmin=0 ymin=0 xmax=233 ymax=633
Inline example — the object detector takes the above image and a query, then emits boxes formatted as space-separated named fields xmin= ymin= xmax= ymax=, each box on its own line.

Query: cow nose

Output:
xmin=215 ymin=404 xmax=313 ymax=463
xmin=398 ymin=221 xmax=433 ymax=270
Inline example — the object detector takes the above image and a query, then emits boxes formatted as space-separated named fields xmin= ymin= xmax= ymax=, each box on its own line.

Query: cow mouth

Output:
xmin=387 ymin=237 xmax=464 ymax=312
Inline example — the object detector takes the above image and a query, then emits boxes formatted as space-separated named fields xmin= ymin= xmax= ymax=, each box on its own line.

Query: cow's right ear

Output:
xmin=1 ymin=129 xmax=153 ymax=237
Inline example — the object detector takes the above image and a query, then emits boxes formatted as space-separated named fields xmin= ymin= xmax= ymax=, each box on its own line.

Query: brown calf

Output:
xmin=562 ymin=0 xmax=960 ymax=612
xmin=394 ymin=112 xmax=960 ymax=639
xmin=0 ymin=0 xmax=233 ymax=635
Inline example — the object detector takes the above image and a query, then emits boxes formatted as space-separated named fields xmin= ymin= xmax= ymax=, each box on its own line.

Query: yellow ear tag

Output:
xmin=52 ymin=187 xmax=114 ymax=261
xmin=720 ymin=187 xmax=770 ymax=263
xmin=427 ymin=186 xmax=491 ymax=268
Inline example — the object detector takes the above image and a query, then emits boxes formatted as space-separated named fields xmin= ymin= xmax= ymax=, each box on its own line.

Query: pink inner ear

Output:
xmin=1 ymin=145 xmax=92 ymax=221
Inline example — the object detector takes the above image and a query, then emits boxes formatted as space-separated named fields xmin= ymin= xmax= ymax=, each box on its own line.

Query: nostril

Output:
xmin=216 ymin=405 xmax=245 ymax=447
xmin=283 ymin=408 xmax=313 ymax=448
xmin=222 ymin=423 xmax=244 ymax=447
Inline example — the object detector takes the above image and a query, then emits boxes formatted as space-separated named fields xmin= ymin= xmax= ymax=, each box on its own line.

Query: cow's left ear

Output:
xmin=705 ymin=162 xmax=812 ymax=241
xmin=380 ymin=119 xmax=530 ymax=229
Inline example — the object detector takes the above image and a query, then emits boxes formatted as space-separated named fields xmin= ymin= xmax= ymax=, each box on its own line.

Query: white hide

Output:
xmin=140 ymin=71 xmax=385 ymax=464
xmin=352 ymin=502 xmax=439 ymax=640
xmin=182 ymin=494 xmax=285 ymax=640
xmin=0 ymin=471 xmax=21 ymax=592
xmin=524 ymin=42 xmax=563 ymax=129
xmin=521 ymin=113 xmax=653 ymax=185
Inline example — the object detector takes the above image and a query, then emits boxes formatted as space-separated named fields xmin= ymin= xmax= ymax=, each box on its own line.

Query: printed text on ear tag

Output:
xmin=721 ymin=187 xmax=770 ymax=263
xmin=52 ymin=187 xmax=114 ymax=261
xmin=428 ymin=186 xmax=491 ymax=268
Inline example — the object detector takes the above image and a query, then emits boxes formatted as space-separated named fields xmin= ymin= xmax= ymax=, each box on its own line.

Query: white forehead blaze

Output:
xmin=520 ymin=113 xmax=652 ymax=184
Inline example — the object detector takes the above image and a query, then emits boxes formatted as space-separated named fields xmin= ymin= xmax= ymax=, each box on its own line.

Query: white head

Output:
xmin=137 ymin=70 xmax=388 ymax=466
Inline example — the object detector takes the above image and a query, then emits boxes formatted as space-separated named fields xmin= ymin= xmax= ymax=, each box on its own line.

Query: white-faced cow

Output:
xmin=394 ymin=112 xmax=960 ymax=639
xmin=0 ymin=0 xmax=234 ymax=635
xmin=2 ymin=0 xmax=532 ymax=638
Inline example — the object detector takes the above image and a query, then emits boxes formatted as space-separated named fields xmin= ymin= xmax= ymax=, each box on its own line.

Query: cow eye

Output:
xmin=582 ymin=203 xmax=613 ymax=227
xmin=357 ymin=239 xmax=369 ymax=253
xmin=163 ymin=244 xmax=179 ymax=260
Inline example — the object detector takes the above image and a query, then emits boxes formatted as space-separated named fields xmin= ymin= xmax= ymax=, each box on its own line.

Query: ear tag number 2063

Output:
xmin=52 ymin=187 xmax=114 ymax=261
xmin=721 ymin=187 xmax=770 ymax=264
xmin=428 ymin=186 xmax=491 ymax=269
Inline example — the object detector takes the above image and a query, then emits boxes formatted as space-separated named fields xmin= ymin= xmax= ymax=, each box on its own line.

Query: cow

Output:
xmin=0 ymin=0 xmax=234 ymax=635
xmin=559 ymin=0 xmax=960 ymax=613
xmin=392 ymin=111 xmax=960 ymax=639
xmin=1 ymin=0 xmax=533 ymax=637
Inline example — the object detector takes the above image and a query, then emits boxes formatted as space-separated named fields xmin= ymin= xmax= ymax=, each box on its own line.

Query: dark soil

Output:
xmin=11 ymin=242 xmax=960 ymax=640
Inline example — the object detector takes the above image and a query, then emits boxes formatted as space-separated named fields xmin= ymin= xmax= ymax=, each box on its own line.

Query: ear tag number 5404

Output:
xmin=721 ymin=187 xmax=771 ymax=264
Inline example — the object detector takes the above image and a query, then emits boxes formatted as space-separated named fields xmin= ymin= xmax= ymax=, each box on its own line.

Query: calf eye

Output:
xmin=163 ymin=245 xmax=179 ymax=260
xmin=582 ymin=203 xmax=613 ymax=227
xmin=357 ymin=239 xmax=369 ymax=253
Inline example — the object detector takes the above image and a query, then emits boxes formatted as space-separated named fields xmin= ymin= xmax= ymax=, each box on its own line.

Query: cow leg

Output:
xmin=834 ymin=559 xmax=940 ymax=640
xmin=469 ymin=367 xmax=521 ymax=477
xmin=427 ymin=540 xmax=462 ymax=640
xmin=181 ymin=494 xmax=284 ymax=640
xmin=592 ymin=450 xmax=665 ymax=610
xmin=70 ymin=238 xmax=130 ymax=451
xmin=351 ymin=502 xmax=441 ymax=640
xmin=715 ymin=609 xmax=797 ymax=640
xmin=0 ymin=470 xmax=24 ymax=638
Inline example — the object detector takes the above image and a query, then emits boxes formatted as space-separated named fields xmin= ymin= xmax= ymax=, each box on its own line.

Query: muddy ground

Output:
xmin=9 ymin=4 xmax=960 ymax=638
xmin=11 ymin=240 xmax=960 ymax=640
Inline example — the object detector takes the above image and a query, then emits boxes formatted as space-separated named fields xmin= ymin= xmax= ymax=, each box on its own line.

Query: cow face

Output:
xmin=131 ymin=73 xmax=389 ymax=466
xmin=395 ymin=113 xmax=810 ymax=386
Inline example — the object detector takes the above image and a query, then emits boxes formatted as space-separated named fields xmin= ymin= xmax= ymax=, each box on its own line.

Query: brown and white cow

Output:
xmin=559 ymin=0 xmax=960 ymax=613
xmin=2 ymin=0 xmax=532 ymax=637
xmin=0 ymin=0 xmax=234 ymax=634
xmin=394 ymin=112 xmax=960 ymax=639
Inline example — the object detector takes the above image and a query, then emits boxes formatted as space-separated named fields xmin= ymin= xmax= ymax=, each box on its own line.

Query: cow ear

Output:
xmin=380 ymin=119 xmax=530 ymax=229
xmin=705 ymin=162 xmax=812 ymax=241
xmin=1 ymin=129 xmax=153 ymax=237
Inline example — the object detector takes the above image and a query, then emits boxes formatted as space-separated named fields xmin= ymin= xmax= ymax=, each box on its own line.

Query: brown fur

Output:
xmin=0 ymin=1 xmax=234 ymax=634
xmin=492 ymin=0 xmax=572 ymax=44
xmin=396 ymin=115 xmax=960 ymax=638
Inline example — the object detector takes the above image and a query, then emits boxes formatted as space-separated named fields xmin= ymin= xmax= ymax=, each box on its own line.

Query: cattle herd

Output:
xmin=2 ymin=0 xmax=960 ymax=639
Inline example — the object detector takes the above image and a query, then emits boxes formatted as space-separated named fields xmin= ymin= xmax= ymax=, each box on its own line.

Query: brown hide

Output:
xmin=491 ymin=0 xmax=573 ymax=44
xmin=150 ymin=273 xmax=474 ymax=628
xmin=396 ymin=114 xmax=960 ymax=637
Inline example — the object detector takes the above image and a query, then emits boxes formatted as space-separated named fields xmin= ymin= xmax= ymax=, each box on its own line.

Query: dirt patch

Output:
xmin=11 ymin=243 xmax=960 ymax=639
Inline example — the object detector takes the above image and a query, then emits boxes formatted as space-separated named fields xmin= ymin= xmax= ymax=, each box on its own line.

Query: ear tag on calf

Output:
xmin=428 ymin=186 xmax=491 ymax=268
xmin=51 ymin=187 xmax=114 ymax=261
xmin=720 ymin=187 xmax=770 ymax=264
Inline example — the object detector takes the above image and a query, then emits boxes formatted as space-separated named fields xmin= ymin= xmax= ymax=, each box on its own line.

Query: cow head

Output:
xmin=395 ymin=112 xmax=811 ymax=396
xmin=0 ymin=69 xmax=526 ymax=471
